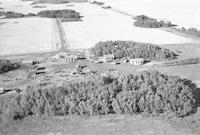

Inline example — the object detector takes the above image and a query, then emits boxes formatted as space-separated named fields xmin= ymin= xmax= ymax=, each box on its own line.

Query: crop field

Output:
xmin=0 ymin=17 xmax=53 ymax=55
xmin=104 ymin=0 xmax=200 ymax=29
xmin=0 ymin=0 xmax=195 ymax=52
xmin=0 ymin=0 xmax=69 ymax=14
xmin=62 ymin=3 xmax=193 ymax=49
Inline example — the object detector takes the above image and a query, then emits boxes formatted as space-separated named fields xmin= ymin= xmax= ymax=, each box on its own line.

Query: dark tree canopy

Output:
xmin=37 ymin=9 xmax=81 ymax=19
xmin=0 ymin=71 xmax=195 ymax=123
xmin=92 ymin=41 xmax=177 ymax=60
xmin=134 ymin=15 xmax=175 ymax=28
xmin=0 ymin=59 xmax=21 ymax=74
xmin=0 ymin=11 xmax=36 ymax=18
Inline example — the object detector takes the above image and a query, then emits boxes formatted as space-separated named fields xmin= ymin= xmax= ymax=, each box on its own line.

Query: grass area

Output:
xmin=153 ymin=64 xmax=200 ymax=86
xmin=0 ymin=115 xmax=196 ymax=135
xmin=161 ymin=43 xmax=200 ymax=60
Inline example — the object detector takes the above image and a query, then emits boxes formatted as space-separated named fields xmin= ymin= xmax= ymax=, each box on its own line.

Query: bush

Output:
xmin=0 ymin=59 xmax=21 ymax=74
xmin=134 ymin=15 xmax=175 ymax=28
xmin=92 ymin=41 xmax=177 ymax=60
xmin=0 ymin=71 xmax=195 ymax=123
xmin=37 ymin=9 xmax=81 ymax=20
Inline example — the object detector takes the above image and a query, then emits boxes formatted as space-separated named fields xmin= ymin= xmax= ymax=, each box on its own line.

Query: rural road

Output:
xmin=52 ymin=18 xmax=70 ymax=51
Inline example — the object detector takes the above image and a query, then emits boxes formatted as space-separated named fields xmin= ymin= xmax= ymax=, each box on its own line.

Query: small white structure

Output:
xmin=102 ymin=54 xmax=114 ymax=63
xmin=129 ymin=58 xmax=145 ymax=65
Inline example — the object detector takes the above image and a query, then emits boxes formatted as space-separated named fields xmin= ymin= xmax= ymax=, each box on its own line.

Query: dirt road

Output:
xmin=52 ymin=18 xmax=70 ymax=51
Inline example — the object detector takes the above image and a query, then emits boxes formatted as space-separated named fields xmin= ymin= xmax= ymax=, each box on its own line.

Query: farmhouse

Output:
xmin=102 ymin=54 xmax=114 ymax=63
xmin=129 ymin=58 xmax=145 ymax=65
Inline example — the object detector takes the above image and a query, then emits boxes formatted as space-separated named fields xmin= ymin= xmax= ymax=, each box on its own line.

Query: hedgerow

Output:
xmin=0 ymin=71 xmax=195 ymax=123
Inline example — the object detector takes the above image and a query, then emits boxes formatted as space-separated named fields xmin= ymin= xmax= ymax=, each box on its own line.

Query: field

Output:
xmin=62 ymin=3 xmax=193 ymax=49
xmin=104 ymin=0 xmax=200 ymax=29
xmin=0 ymin=18 xmax=53 ymax=55
xmin=0 ymin=0 xmax=196 ymax=52
xmin=162 ymin=43 xmax=200 ymax=60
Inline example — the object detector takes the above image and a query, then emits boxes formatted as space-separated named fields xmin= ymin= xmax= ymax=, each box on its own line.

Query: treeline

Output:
xmin=31 ymin=0 xmax=87 ymax=5
xmin=134 ymin=15 xmax=175 ymax=28
xmin=0 ymin=11 xmax=36 ymax=19
xmin=37 ymin=9 xmax=82 ymax=20
xmin=92 ymin=41 xmax=177 ymax=60
xmin=0 ymin=10 xmax=82 ymax=21
xmin=175 ymin=27 xmax=200 ymax=37
xmin=0 ymin=71 xmax=195 ymax=123
xmin=0 ymin=59 xmax=21 ymax=74
xmin=90 ymin=1 xmax=104 ymax=5
xmin=162 ymin=58 xmax=200 ymax=67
